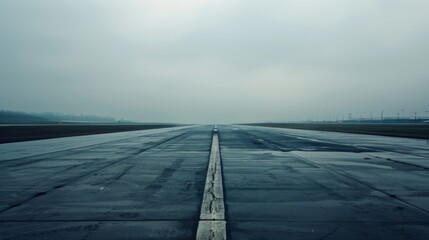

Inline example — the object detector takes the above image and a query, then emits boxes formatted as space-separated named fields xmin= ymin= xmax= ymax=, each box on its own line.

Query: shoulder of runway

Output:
xmin=0 ymin=124 xmax=184 ymax=144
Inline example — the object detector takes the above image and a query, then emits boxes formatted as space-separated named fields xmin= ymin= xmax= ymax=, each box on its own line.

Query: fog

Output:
xmin=1 ymin=0 xmax=428 ymax=123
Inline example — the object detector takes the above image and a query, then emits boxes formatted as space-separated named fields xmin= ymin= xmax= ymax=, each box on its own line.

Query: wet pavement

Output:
xmin=1 ymin=125 xmax=429 ymax=239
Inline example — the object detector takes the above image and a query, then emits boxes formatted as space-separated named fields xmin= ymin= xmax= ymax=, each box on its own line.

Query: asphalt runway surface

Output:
xmin=1 ymin=125 xmax=429 ymax=239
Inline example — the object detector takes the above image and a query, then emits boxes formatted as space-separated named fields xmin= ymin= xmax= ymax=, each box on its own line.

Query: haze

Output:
xmin=1 ymin=0 xmax=428 ymax=123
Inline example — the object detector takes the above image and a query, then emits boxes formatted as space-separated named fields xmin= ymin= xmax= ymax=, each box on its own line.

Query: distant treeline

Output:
xmin=0 ymin=110 xmax=51 ymax=124
xmin=0 ymin=110 xmax=118 ymax=124
xmin=35 ymin=112 xmax=116 ymax=123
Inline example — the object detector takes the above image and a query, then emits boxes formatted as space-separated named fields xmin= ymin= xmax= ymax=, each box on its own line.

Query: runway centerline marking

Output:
xmin=196 ymin=129 xmax=226 ymax=240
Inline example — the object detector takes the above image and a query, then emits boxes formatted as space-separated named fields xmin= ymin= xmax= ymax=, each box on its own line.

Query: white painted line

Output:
xmin=197 ymin=221 xmax=226 ymax=240
xmin=196 ymin=132 xmax=226 ymax=240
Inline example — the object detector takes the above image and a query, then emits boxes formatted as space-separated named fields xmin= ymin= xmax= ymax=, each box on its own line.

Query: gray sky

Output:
xmin=1 ymin=0 xmax=428 ymax=123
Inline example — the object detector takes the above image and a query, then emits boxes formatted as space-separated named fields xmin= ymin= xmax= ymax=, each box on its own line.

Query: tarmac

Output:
xmin=1 ymin=125 xmax=428 ymax=239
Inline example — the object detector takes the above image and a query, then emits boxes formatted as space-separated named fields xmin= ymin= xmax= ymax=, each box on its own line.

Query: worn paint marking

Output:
xmin=196 ymin=131 xmax=226 ymax=240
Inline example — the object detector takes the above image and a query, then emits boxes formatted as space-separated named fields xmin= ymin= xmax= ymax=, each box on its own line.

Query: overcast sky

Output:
xmin=1 ymin=0 xmax=428 ymax=123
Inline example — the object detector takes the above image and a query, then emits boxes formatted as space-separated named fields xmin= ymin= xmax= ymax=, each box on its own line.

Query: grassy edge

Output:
xmin=243 ymin=123 xmax=429 ymax=140
xmin=0 ymin=124 xmax=183 ymax=144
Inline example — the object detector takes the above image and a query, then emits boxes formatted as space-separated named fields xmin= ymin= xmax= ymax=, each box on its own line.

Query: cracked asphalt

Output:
xmin=1 ymin=125 xmax=429 ymax=239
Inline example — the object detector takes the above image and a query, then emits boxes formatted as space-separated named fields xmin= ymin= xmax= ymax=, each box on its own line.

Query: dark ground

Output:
xmin=1 ymin=125 xmax=429 ymax=239
xmin=0 ymin=124 xmax=179 ymax=143
xmin=245 ymin=123 xmax=429 ymax=139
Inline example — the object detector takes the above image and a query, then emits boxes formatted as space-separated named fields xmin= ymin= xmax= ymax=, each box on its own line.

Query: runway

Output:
xmin=1 ymin=125 xmax=428 ymax=239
